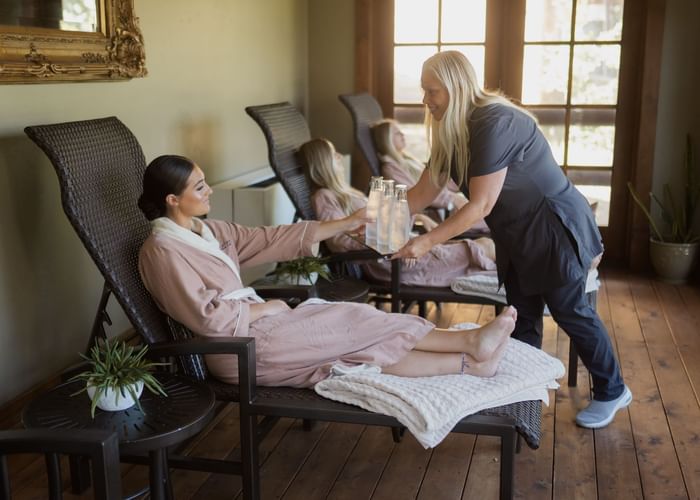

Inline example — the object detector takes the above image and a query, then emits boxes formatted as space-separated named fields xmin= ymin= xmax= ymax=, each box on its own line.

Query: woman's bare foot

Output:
xmin=462 ymin=336 xmax=509 ymax=377
xmin=464 ymin=306 xmax=516 ymax=362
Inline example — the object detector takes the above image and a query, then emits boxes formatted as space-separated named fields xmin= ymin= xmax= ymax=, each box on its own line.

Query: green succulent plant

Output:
xmin=272 ymin=256 xmax=331 ymax=285
xmin=70 ymin=338 xmax=168 ymax=418
xmin=628 ymin=134 xmax=700 ymax=243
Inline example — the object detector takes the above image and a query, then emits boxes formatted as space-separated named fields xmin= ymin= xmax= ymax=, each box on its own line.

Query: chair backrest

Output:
xmin=0 ymin=429 xmax=121 ymax=499
xmin=24 ymin=117 xmax=171 ymax=345
xmin=338 ymin=93 xmax=384 ymax=178
xmin=245 ymin=103 xmax=316 ymax=221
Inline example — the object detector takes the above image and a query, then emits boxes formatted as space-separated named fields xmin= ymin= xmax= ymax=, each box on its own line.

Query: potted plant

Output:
xmin=272 ymin=256 xmax=331 ymax=286
xmin=70 ymin=339 xmax=168 ymax=418
xmin=628 ymin=134 xmax=699 ymax=284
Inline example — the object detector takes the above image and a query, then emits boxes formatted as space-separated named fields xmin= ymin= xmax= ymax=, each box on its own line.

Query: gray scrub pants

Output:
xmin=505 ymin=269 xmax=625 ymax=401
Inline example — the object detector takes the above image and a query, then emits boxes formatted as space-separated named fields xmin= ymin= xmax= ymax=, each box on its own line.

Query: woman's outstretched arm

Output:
xmin=313 ymin=208 xmax=369 ymax=242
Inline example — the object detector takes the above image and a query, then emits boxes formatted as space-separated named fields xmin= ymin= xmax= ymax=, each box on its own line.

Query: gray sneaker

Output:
xmin=575 ymin=385 xmax=632 ymax=429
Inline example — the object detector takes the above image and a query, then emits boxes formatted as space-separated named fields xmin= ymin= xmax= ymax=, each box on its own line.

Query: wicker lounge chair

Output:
xmin=25 ymin=116 xmax=543 ymax=500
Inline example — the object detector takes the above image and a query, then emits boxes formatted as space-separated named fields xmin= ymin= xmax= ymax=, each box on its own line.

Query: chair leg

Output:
xmin=499 ymin=429 xmax=516 ymax=500
xmin=240 ymin=412 xmax=260 ymax=500
xmin=68 ymin=455 xmax=91 ymax=494
xmin=1 ymin=454 xmax=10 ymax=500
xmin=302 ymin=419 xmax=316 ymax=431
xmin=45 ymin=453 xmax=62 ymax=500
xmin=568 ymin=339 xmax=578 ymax=387
xmin=418 ymin=301 xmax=427 ymax=317
xmin=391 ymin=426 xmax=405 ymax=443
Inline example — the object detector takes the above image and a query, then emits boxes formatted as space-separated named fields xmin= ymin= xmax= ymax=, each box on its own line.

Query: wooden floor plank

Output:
xmin=282 ymin=422 xmax=365 ymax=500
xmin=552 ymin=322 xmax=598 ymax=500
xmin=461 ymin=436 xmax=501 ymax=500
xmin=370 ymin=434 xmax=432 ymax=500
xmin=325 ymin=425 xmax=395 ymax=500
xmin=607 ymin=270 xmax=688 ymax=499
xmin=592 ymin=274 xmax=644 ymax=500
xmin=417 ymin=432 xmax=475 ymax=500
xmin=630 ymin=277 xmax=700 ymax=499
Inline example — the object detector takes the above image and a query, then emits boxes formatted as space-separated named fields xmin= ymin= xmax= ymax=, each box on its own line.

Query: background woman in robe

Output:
xmin=137 ymin=154 xmax=516 ymax=388
xmin=393 ymin=50 xmax=629 ymax=429
xmin=298 ymin=138 xmax=496 ymax=287
xmin=371 ymin=118 xmax=467 ymax=212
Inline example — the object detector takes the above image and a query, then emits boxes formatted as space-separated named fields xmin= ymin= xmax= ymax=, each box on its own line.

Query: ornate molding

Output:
xmin=0 ymin=0 xmax=147 ymax=83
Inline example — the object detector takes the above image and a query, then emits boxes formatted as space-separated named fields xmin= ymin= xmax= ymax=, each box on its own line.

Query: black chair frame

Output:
xmin=0 ymin=429 xmax=121 ymax=500
xmin=25 ymin=116 xmax=543 ymax=500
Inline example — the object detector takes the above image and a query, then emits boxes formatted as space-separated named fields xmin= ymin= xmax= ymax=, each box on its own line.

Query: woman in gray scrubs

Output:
xmin=395 ymin=50 xmax=631 ymax=429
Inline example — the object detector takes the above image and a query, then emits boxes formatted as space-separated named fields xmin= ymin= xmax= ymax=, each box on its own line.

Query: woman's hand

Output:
xmin=249 ymin=300 xmax=291 ymax=323
xmin=392 ymin=233 xmax=435 ymax=260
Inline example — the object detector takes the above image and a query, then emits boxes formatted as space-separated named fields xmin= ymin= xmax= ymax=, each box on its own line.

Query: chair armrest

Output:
xmin=147 ymin=337 xmax=259 ymax=402
xmin=325 ymin=249 xmax=380 ymax=263
xmin=146 ymin=336 xmax=254 ymax=358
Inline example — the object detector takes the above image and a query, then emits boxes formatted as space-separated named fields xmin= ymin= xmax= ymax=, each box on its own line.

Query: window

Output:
xmin=390 ymin=0 xmax=623 ymax=226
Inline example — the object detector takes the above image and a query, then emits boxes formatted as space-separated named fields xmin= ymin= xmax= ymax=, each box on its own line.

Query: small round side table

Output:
xmin=22 ymin=373 xmax=215 ymax=500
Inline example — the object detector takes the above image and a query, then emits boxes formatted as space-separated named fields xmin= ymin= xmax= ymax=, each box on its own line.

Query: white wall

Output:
xmin=652 ymin=0 xmax=700 ymax=224
xmin=0 ymin=0 xmax=308 ymax=405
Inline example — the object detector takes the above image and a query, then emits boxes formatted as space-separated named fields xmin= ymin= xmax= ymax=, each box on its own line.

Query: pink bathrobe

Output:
xmin=312 ymin=189 xmax=497 ymax=286
xmin=138 ymin=218 xmax=434 ymax=388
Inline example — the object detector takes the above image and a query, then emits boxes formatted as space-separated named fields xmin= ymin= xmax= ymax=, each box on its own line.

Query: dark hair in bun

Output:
xmin=138 ymin=155 xmax=195 ymax=220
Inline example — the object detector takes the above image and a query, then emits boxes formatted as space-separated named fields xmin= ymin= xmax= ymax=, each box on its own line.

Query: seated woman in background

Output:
xmin=371 ymin=118 xmax=467 ymax=212
xmin=137 ymin=155 xmax=516 ymax=388
xmin=298 ymin=138 xmax=496 ymax=287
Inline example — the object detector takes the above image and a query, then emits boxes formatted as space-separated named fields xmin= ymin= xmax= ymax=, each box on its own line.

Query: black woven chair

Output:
xmin=0 ymin=429 xmax=121 ymax=499
xmin=245 ymin=102 xmax=506 ymax=316
xmin=25 ymin=116 xmax=542 ymax=500
xmin=338 ymin=92 xmax=384 ymax=178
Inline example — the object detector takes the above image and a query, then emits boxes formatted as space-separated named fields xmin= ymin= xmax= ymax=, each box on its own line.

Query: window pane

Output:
xmin=395 ymin=0 xmax=438 ymax=43
xmin=445 ymin=45 xmax=485 ymax=87
xmin=441 ymin=0 xmax=486 ymax=43
xmin=394 ymin=45 xmax=438 ymax=104
xmin=575 ymin=183 xmax=611 ymax=226
xmin=525 ymin=0 xmax=573 ymax=42
xmin=575 ymin=0 xmax=624 ymax=41
xmin=522 ymin=45 xmax=570 ymax=104
xmin=568 ymin=108 xmax=616 ymax=166
xmin=571 ymin=45 xmax=620 ymax=104
xmin=531 ymin=108 xmax=566 ymax=165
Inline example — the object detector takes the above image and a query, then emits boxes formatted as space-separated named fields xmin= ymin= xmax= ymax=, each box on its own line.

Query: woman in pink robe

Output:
xmin=298 ymin=139 xmax=497 ymax=287
xmin=137 ymin=155 xmax=516 ymax=388
xmin=371 ymin=119 xmax=466 ymax=211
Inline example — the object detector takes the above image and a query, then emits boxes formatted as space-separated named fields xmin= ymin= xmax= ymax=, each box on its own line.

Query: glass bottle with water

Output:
xmin=365 ymin=176 xmax=383 ymax=247
xmin=391 ymin=184 xmax=411 ymax=252
xmin=376 ymin=180 xmax=395 ymax=253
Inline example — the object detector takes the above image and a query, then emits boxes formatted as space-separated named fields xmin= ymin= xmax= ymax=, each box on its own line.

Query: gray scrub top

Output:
xmin=451 ymin=103 xmax=603 ymax=295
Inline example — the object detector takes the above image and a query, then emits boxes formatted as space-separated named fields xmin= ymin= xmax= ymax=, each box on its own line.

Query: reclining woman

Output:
xmin=299 ymin=138 xmax=496 ymax=287
xmin=137 ymin=154 xmax=516 ymax=388
xmin=371 ymin=118 xmax=467 ymax=213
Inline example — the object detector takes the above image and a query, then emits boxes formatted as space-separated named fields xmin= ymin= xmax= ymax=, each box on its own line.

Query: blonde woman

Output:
xmin=371 ymin=118 xmax=466 ymax=211
xmin=393 ymin=50 xmax=630 ymax=429
xmin=298 ymin=138 xmax=496 ymax=287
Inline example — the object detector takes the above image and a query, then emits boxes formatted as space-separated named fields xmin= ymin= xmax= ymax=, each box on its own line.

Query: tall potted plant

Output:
xmin=628 ymin=134 xmax=700 ymax=284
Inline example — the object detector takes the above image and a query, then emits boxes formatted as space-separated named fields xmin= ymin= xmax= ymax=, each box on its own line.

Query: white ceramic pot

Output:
xmin=649 ymin=239 xmax=699 ymax=284
xmin=86 ymin=380 xmax=144 ymax=412
xmin=277 ymin=272 xmax=318 ymax=286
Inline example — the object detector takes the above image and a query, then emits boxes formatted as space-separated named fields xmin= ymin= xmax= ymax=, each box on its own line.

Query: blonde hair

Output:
xmin=422 ymin=50 xmax=536 ymax=187
xmin=370 ymin=119 xmax=424 ymax=183
xmin=298 ymin=138 xmax=364 ymax=216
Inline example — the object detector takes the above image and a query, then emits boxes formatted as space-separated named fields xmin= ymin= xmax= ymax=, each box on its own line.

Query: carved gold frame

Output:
xmin=0 ymin=0 xmax=146 ymax=83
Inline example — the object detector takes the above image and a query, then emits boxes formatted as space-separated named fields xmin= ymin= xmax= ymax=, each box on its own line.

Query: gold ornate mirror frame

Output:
xmin=0 ymin=0 xmax=146 ymax=84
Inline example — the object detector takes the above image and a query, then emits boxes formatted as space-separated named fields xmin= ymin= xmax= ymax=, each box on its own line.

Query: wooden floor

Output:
xmin=5 ymin=269 xmax=700 ymax=499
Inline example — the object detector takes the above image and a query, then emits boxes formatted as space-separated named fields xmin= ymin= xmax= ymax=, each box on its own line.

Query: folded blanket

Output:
xmin=450 ymin=269 xmax=600 ymax=309
xmin=315 ymin=337 xmax=565 ymax=448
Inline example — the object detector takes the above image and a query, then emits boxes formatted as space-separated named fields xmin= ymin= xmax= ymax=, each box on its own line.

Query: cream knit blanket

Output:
xmin=315 ymin=337 xmax=565 ymax=448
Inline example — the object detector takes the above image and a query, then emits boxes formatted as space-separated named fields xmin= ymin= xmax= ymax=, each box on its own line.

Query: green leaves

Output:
xmin=628 ymin=134 xmax=699 ymax=244
xmin=272 ymin=256 xmax=331 ymax=284
xmin=69 ymin=339 xmax=168 ymax=418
